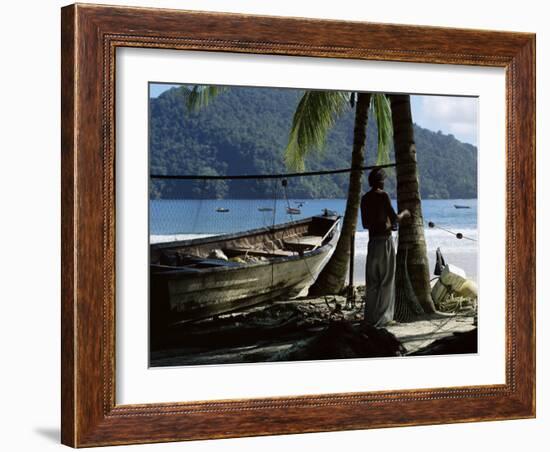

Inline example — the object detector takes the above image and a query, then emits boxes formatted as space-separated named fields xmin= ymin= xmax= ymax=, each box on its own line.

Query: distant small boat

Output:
xmin=216 ymin=207 xmax=230 ymax=213
xmin=258 ymin=207 xmax=274 ymax=212
xmin=454 ymin=205 xmax=471 ymax=209
xmin=294 ymin=201 xmax=305 ymax=207
xmin=287 ymin=207 xmax=301 ymax=215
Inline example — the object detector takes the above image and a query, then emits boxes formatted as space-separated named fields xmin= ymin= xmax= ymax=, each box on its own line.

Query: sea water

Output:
xmin=150 ymin=198 xmax=478 ymax=282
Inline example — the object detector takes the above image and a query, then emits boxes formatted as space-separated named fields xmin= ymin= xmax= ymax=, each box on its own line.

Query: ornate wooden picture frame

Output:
xmin=61 ymin=3 xmax=535 ymax=447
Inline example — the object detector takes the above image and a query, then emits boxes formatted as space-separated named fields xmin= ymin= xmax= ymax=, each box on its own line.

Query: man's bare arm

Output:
xmin=396 ymin=209 xmax=411 ymax=222
xmin=360 ymin=195 xmax=369 ymax=229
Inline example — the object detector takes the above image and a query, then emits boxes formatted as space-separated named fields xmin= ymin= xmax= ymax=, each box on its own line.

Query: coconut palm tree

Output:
xmin=388 ymin=94 xmax=435 ymax=314
xmin=185 ymin=85 xmax=228 ymax=111
xmin=284 ymin=91 xmax=393 ymax=295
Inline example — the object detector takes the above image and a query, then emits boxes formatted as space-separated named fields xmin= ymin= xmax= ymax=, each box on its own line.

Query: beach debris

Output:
xmin=229 ymin=256 xmax=247 ymax=264
xmin=322 ymin=296 xmax=345 ymax=320
xmin=434 ymin=247 xmax=446 ymax=276
xmin=437 ymin=294 xmax=477 ymax=314
xmin=207 ymin=249 xmax=228 ymax=261
xmin=431 ymin=263 xmax=478 ymax=309
xmin=441 ymin=264 xmax=478 ymax=297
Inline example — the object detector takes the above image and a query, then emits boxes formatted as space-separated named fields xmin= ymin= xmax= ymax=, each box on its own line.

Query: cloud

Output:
xmin=411 ymin=95 xmax=478 ymax=146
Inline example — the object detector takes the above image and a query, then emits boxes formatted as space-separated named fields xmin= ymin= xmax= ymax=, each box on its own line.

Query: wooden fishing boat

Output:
xmin=453 ymin=204 xmax=471 ymax=209
xmin=286 ymin=207 xmax=301 ymax=215
xmin=150 ymin=214 xmax=341 ymax=326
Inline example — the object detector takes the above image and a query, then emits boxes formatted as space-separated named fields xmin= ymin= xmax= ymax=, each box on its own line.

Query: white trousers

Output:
xmin=364 ymin=235 xmax=396 ymax=327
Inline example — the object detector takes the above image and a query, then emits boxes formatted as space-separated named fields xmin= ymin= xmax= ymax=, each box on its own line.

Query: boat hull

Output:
xmin=150 ymin=216 xmax=341 ymax=325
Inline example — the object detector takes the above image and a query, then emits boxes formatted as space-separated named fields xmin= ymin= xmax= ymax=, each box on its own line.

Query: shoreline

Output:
xmin=150 ymin=228 xmax=479 ymax=283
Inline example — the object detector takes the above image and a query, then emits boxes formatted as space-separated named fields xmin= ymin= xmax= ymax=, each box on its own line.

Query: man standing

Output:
xmin=360 ymin=169 xmax=410 ymax=327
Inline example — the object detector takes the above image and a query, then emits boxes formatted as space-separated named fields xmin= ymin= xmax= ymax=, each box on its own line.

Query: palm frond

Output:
xmin=371 ymin=93 xmax=394 ymax=165
xmin=284 ymin=91 xmax=350 ymax=171
xmin=185 ymin=85 xmax=228 ymax=112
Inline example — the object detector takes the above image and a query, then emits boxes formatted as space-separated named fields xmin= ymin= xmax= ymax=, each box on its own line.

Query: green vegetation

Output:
xmin=150 ymin=86 xmax=477 ymax=199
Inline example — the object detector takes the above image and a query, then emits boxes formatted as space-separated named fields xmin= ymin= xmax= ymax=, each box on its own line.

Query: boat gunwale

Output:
xmin=151 ymin=215 xmax=339 ymax=250
xmin=151 ymin=243 xmax=331 ymax=278
xmin=150 ymin=216 xmax=341 ymax=278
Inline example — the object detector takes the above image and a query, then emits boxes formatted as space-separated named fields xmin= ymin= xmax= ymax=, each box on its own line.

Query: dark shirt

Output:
xmin=360 ymin=190 xmax=398 ymax=237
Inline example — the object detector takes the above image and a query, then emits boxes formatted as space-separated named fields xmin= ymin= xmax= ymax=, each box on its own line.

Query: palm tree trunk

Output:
xmin=309 ymin=92 xmax=371 ymax=295
xmin=389 ymin=94 xmax=436 ymax=314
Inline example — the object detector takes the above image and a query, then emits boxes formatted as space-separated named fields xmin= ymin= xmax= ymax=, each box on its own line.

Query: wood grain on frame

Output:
xmin=61 ymin=3 xmax=536 ymax=447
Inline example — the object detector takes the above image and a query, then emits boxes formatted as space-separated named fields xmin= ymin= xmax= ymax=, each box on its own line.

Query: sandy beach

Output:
xmin=150 ymin=287 xmax=477 ymax=367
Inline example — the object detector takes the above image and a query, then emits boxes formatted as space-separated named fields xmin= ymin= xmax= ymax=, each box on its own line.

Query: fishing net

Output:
xmin=149 ymin=174 xmax=348 ymax=239
xmin=394 ymin=247 xmax=425 ymax=322
xmin=149 ymin=165 xmax=395 ymax=239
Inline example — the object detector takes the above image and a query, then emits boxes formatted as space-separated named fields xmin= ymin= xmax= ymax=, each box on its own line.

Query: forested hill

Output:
xmin=150 ymin=86 xmax=477 ymax=199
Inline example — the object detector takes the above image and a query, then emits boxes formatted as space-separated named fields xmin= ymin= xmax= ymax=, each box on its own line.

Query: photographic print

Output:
xmin=148 ymin=83 xmax=479 ymax=367
xmin=61 ymin=5 xmax=536 ymax=444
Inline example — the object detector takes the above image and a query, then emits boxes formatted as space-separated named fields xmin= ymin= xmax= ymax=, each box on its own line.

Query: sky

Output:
xmin=149 ymin=83 xmax=478 ymax=146
xmin=410 ymin=95 xmax=477 ymax=146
